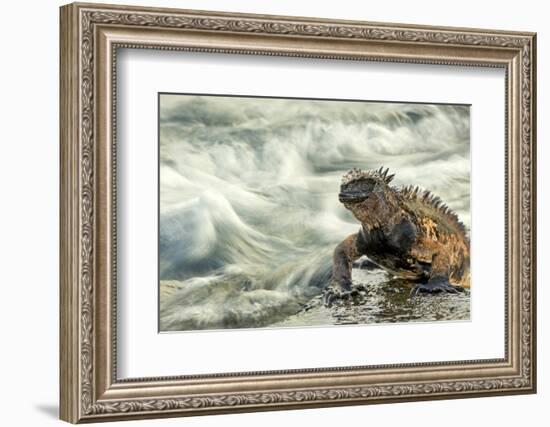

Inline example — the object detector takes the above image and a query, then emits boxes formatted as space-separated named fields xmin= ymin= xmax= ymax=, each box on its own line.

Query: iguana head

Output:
xmin=339 ymin=167 xmax=398 ymax=228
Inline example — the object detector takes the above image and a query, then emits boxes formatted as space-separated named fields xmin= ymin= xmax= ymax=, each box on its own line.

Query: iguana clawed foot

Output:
xmin=410 ymin=276 xmax=464 ymax=297
xmin=323 ymin=281 xmax=364 ymax=307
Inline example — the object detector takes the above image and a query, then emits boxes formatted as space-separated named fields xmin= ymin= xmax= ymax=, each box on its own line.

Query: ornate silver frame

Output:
xmin=60 ymin=2 xmax=537 ymax=423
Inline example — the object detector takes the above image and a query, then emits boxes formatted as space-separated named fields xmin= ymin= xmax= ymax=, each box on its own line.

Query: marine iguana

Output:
xmin=326 ymin=167 xmax=470 ymax=304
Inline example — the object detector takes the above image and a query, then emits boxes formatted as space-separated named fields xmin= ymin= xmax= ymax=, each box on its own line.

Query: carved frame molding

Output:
xmin=60 ymin=2 xmax=536 ymax=423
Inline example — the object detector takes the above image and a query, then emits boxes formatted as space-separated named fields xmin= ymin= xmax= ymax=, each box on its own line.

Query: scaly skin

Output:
xmin=329 ymin=167 xmax=470 ymax=301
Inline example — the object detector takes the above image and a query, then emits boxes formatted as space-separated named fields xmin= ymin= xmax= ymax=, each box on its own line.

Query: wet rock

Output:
xmin=273 ymin=268 xmax=470 ymax=327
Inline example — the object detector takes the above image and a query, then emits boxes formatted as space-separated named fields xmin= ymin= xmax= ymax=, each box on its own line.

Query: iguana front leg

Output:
xmin=332 ymin=233 xmax=364 ymax=291
xmin=324 ymin=233 xmax=364 ymax=306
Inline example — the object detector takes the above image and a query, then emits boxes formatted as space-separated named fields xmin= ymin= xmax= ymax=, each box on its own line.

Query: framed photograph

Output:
xmin=60 ymin=2 xmax=537 ymax=423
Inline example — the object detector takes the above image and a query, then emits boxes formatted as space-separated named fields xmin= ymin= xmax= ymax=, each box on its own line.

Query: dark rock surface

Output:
xmin=274 ymin=268 xmax=470 ymax=327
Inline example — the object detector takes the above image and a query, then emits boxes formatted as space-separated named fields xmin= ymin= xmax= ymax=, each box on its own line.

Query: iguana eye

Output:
xmin=341 ymin=178 xmax=377 ymax=194
xmin=358 ymin=179 xmax=376 ymax=193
